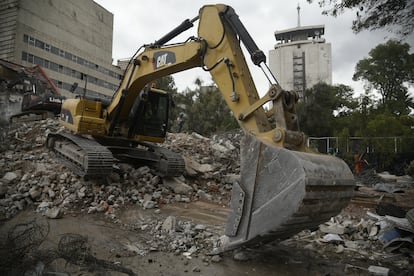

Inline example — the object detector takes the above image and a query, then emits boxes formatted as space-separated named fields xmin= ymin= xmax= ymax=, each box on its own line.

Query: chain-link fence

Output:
xmin=307 ymin=136 xmax=414 ymax=173
xmin=307 ymin=136 xmax=414 ymax=155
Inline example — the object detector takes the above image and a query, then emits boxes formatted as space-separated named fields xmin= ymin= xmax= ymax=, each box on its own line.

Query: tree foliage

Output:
xmin=353 ymin=40 xmax=414 ymax=115
xmin=166 ymin=78 xmax=238 ymax=135
xmin=153 ymin=75 xmax=177 ymax=93
xmin=157 ymin=64 xmax=414 ymax=172
xmin=186 ymin=84 xmax=238 ymax=135
xmin=298 ymin=82 xmax=357 ymax=136
xmin=308 ymin=0 xmax=414 ymax=36
xmin=297 ymin=79 xmax=414 ymax=173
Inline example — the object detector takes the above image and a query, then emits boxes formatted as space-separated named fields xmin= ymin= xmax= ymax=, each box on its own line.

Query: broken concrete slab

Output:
xmin=45 ymin=207 xmax=63 ymax=219
xmin=319 ymin=223 xmax=347 ymax=235
xmin=162 ymin=216 xmax=177 ymax=233
xmin=368 ymin=265 xmax=389 ymax=276
xmin=163 ymin=177 xmax=193 ymax=194
xmin=2 ymin=172 xmax=18 ymax=183
xmin=184 ymin=158 xmax=215 ymax=174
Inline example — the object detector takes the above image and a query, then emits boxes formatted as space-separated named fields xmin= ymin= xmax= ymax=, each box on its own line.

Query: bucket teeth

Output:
xmin=223 ymin=133 xmax=355 ymax=250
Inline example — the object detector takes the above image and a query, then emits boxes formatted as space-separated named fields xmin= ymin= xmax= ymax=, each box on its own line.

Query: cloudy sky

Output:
xmin=94 ymin=0 xmax=412 ymax=97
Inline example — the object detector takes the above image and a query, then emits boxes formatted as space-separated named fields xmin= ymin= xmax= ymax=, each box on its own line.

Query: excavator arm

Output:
xmin=105 ymin=5 xmax=302 ymax=149
xmin=54 ymin=4 xmax=355 ymax=251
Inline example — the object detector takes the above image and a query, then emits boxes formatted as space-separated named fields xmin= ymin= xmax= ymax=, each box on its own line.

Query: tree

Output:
xmin=169 ymin=88 xmax=196 ymax=132
xmin=298 ymin=83 xmax=357 ymax=137
xmin=167 ymin=78 xmax=238 ymax=135
xmin=153 ymin=75 xmax=177 ymax=93
xmin=186 ymin=84 xmax=238 ymax=135
xmin=363 ymin=112 xmax=414 ymax=171
xmin=353 ymin=40 xmax=414 ymax=115
xmin=308 ymin=0 xmax=414 ymax=36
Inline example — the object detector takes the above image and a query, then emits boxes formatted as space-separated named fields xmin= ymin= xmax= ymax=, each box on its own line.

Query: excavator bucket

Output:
xmin=224 ymin=133 xmax=355 ymax=250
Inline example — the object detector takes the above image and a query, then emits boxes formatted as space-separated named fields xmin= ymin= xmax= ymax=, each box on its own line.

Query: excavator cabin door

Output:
xmin=128 ymin=88 xmax=170 ymax=140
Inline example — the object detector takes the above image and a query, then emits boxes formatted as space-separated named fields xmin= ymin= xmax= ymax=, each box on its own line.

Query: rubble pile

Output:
xmin=125 ymin=215 xmax=223 ymax=258
xmin=0 ymin=118 xmax=241 ymax=256
xmin=0 ymin=119 xmax=240 ymax=217
xmin=284 ymin=205 xmax=414 ymax=272
xmin=355 ymin=168 xmax=387 ymax=187
xmin=165 ymin=131 xmax=241 ymax=178
xmin=1 ymin=117 xmax=414 ymax=273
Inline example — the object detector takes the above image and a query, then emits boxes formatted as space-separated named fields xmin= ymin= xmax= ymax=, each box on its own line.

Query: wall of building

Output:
xmin=1 ymin=0 xmax=123 ymax=98
xmin=269 ymin=40 xmax=332 ymax=97
xmin=0 ymin=0 xmax=18 ymax=61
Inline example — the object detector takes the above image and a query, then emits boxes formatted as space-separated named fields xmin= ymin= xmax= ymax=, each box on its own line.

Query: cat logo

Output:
xmin=153 ymin=51 xmax=176 ymax=69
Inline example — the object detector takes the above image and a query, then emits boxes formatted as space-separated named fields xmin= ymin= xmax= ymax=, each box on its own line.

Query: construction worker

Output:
xmin=176 ymin=112 xmax=185 ymax=132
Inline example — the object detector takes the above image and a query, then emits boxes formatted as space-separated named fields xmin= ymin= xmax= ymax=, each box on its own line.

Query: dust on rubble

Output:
xmin=0 ymin=118 xmax=413 ymax=275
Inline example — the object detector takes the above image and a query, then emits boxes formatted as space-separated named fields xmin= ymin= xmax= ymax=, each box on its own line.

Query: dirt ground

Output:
xmin=1 ymin=200 xmax=413 ymax=276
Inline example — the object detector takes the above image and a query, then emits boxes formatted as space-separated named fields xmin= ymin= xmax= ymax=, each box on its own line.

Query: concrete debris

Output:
xmin=320 ymin=233 xmax=344 ymax=244
xmin=45 ymin=206 xmax=63 ymax=219
xmin=162 ymin=216 xmax=177 ymax=233
xmin=233 ymin=250 xmax=249 ymax=262
xmin=1 ymin=118 xmax=414 ymax=273
xmin=368 ymin=265 xmax=390 ymax=276
xmin=192 ymin=266 xmax=201 ymax=272
xmin=163 ymin=177 xmax=193 ymax=194
xmin=210 ymin=254 xmax=222 ymax=263
xmin=0 ymin=119 xmax=241 ymax=223
xmin=184 ymin=158 xmax=215 ymax=174
xmin=2 ymin=172 xmax=18 ymax=183
xmin=319 ymin=221 xmax=349 ymax=235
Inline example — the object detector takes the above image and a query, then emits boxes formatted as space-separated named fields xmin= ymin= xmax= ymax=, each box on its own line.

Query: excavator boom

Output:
xmin=51 ymin=4 xmax=355 ymax=251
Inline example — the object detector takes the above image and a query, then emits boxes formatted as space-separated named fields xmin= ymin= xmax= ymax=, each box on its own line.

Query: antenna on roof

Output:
xmin=297 ymin=3 xmax=301 ymax=27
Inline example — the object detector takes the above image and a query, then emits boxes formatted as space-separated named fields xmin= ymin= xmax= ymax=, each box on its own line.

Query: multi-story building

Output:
xmin=269 ymin=6 xmax=332 ymax=99
xmin=0 ymin=0 xmax=123 ymax=98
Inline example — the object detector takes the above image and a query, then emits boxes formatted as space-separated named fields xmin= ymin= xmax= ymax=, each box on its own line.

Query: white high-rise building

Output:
xmin=269 ymin=5 xmax=332 ymax=99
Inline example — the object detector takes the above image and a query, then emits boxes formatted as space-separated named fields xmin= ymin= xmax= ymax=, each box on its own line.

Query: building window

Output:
xmin=44 ymin=60 xmax=50 ymax=68
xmin=28 ymin=54 xmax=34 ymax=63
xmin=35 ymin=40 xmax=44 ymax=49
xmin=77 ymin=57 xmax=84 ymax=65
xmin=28 ymin=36 xmax=35 ymax=45
xmin=34 ymin=56 xmax=43 ymax=66
xmin=22 ymin=33 xmax=121 ymax=83
xmin=65 ymin=52 xmax=72 ymax=60
xmin=51 ymin=46 xmax=59 ymax=55
xmin=50 ymin=62 xmax=58 ymax=72
xmin=63 ymin=67 xmax=71 ymax=76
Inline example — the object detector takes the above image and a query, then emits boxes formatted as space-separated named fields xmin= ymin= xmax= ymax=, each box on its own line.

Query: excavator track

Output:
xmin=153 ymin=146 xmax=186 ymax=177
xmin=105 ymin=143 xmax=185 ymax=177
xmin=46 ymin=132 xmax=113 ymax=177
xmin=47 ymin=133 xmax=185 ymax=178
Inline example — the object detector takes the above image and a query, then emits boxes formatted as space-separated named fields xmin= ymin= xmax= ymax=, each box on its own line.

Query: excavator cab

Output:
xmin=127 ymin=87 xmax=170 ymax=141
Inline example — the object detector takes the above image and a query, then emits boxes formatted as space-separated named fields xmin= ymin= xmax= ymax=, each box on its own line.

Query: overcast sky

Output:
xmin=94 ymin=0 xmax=413 ymax=97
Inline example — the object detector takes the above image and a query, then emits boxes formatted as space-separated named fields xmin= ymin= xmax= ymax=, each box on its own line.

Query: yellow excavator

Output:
xmin=47 ymin=4 xmax=354 ymax=251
